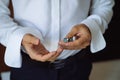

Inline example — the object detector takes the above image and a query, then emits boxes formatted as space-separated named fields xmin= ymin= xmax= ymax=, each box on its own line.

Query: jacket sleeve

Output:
xmin=0 ymin=0 xmax=44 ymax=68
xmin=81 ymin=0 xmax=115 ymax=53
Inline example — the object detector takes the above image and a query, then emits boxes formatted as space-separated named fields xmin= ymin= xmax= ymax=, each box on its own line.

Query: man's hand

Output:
xmin=48 ymin=47 xmax=63 ymax=62
xmin=59 ymin=24 xmax=91 ymax=50
xmin=22 ymin=34 xmax=63 ymax=62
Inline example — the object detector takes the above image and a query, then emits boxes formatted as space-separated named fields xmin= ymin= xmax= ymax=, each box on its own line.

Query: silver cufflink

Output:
xmin=63 ymin=37 xmax=76 ymax=43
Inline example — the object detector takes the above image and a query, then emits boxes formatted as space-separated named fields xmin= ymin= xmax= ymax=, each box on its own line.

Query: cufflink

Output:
xmin=63 ymin=37 xmax=76 ymax=43
xmin=63 ymin=38 xmax=69 ymax=43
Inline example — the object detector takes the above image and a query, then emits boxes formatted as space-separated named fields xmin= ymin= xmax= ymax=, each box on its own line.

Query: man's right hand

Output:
xmin=22 ymin=34 xmax=62 ymax=62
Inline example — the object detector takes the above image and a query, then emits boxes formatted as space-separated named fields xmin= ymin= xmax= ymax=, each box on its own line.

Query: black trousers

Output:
xmin=10 ymin=48 xmax=92 ymax=80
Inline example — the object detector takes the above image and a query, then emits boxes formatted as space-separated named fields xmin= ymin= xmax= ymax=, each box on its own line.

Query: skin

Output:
xmin=22 ymin=24 xmax=91 ymax=62
xmin=59 ymin=24 xmax=91 ymax=50
xmin=22 ymin=34 xmax=63 ymax=62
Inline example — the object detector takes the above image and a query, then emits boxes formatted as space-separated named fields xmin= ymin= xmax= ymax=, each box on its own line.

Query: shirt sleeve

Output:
xmin=81 ymin=0 xmax=115 ymax=53
xmin=0 ymin=0 xmax=44 ymax=68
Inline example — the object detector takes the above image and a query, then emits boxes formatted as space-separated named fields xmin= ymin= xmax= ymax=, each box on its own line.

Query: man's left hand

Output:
xmin=59 ymin=24 xmax=91 ymax=50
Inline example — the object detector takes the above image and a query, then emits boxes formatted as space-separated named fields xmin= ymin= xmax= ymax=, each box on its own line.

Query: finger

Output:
xmin=30 ymin=52 xmax=56 ymax=62
xmin=69 ymin=37 xmax=90 ymax=49
xmin=34 ymin=42 xmax=49 ymax=55
xmin=47 ymin=51 xmax=58 ymax=62
xmin=47 ymin=47 xmax=64 ymax=62
xmin=66 ymin=32 xmax=75 ymax=39
xmin=23 ymin=34 xmax=40 ymax=45
xmin=38 ymin=52 xmax=56 ymax=62
xmin=53 ymin=47 xmax=63 ymax=58
xmin=65 ymin=26 xmax=80 ymax=39
xmin=59 ymin=37 xmax=85 ymax=50
xmin=52 ymin=47 xmax=63 ymax=58
xmin=59 ymin=40 xmax=71 ymax=49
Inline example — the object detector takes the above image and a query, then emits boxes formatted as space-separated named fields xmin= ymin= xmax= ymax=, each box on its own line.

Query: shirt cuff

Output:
xmin=81 ymin=18 xmax=106 ymax=53
xmin=4 ymin=27 xmax=43 ymax=68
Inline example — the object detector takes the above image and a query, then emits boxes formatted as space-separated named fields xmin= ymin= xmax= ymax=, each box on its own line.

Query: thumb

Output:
xmin=66 ymin=28 xmax=77 ymax=38
xmin=23 ymin=34 xmax=40 ymax=45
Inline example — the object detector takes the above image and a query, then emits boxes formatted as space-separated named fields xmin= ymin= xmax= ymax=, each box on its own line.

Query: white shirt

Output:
xmin=0 ymin=0 xmax=114 ymax=68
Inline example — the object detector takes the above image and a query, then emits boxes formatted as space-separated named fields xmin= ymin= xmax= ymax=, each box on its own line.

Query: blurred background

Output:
xmin=0 ymin=0 xmax=120 ymax=80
